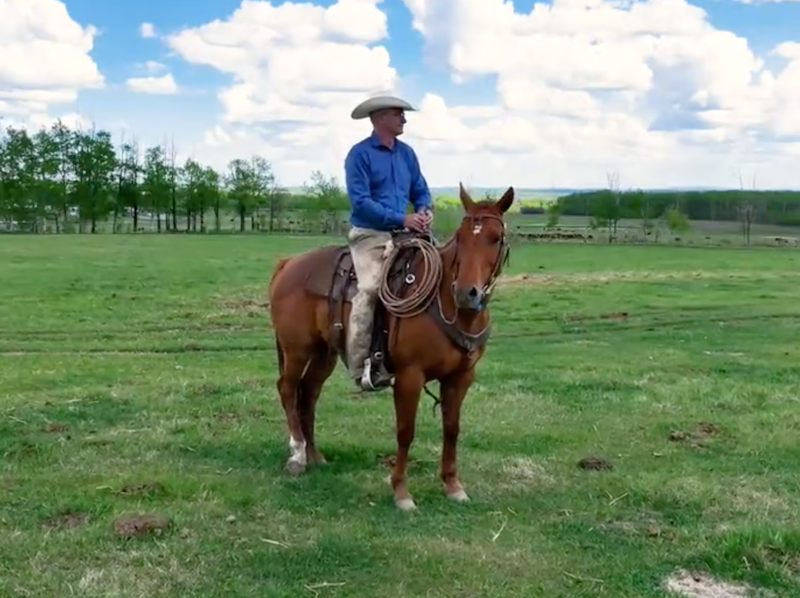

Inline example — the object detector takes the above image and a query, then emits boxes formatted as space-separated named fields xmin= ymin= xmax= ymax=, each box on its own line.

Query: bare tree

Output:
xmin=737 ymin=170 xmax=756 ymax=246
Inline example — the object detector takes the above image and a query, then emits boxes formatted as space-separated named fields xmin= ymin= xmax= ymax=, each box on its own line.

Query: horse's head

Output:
xmin=449 ymin=182 xmax=514 ymax=311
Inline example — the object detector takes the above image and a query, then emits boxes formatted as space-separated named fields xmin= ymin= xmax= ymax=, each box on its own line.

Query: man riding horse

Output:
xmin=344 ymin=95 xmax=435 ymax=392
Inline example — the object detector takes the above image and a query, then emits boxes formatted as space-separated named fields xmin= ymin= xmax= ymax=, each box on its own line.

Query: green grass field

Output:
xmin=2 ymin=234 xmax=800 ymax=597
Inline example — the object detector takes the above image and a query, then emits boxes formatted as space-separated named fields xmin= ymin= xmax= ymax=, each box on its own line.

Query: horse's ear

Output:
xmin=458 ymin=182 xmax=475 ymax=212
xmin=496 ymin=186 xmax=514 ymax=213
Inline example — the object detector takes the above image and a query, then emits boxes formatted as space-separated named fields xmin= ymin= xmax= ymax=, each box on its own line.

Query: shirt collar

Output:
xmin=370 ymin=131 xmax=398 ymax=151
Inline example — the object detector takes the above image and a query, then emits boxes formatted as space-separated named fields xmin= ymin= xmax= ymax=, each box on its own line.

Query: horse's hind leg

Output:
xmin=276 ymin=339 xmax=313 ymax=475
xmin=298 ymin=346 xmax=338 ymax=466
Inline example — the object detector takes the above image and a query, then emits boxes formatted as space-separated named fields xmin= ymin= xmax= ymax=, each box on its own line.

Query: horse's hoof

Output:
xmin=447 ymin=489 xmax=470 ymax=503
xmin=285 ymin=460 xmax=305 ymax=476
xmin=395 ymin=497 xmax=417 ymax=511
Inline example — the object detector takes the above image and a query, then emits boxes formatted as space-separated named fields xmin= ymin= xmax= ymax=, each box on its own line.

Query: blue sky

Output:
xmin=4 ymin=0 xmax=799 ymax=188
xmin=63 ymin=0 xmax=800 ymax=101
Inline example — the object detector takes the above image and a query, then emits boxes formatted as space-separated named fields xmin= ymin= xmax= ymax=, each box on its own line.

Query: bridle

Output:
xmin=439 ymin=210 xmax=511 ymax=326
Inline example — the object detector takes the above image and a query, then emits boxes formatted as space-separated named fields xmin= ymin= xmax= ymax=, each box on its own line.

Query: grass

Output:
xmin=2 ymin=233 xmax=800 ymax=597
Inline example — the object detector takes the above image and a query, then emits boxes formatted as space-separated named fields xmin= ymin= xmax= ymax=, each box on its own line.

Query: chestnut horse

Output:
xmin=267 ymin=183 xmax=514 ymax=510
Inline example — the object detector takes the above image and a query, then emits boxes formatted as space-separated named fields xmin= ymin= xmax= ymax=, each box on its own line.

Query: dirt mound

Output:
xmin=112 ymin=514 xmax=171 ymax=538
xmin=663 ymin=570 xmax=755 ymax=598
xmin=577 ymin=456 xmax=613 ymax=470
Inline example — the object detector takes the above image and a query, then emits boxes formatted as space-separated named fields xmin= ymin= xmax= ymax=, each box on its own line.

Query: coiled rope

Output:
xmin=378 ymin=236 xmax=443 ymax=318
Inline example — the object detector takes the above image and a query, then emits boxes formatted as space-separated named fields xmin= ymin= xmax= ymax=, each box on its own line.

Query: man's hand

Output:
xmin=418 ymin=208 xmax=433 ymax=230
xmin=403 ymin=212 xmax=427 ymax=232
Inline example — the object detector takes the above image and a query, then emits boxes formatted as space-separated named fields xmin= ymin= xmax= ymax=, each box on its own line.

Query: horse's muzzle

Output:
xmin=454 ymin=284 xmax=485 ymax=311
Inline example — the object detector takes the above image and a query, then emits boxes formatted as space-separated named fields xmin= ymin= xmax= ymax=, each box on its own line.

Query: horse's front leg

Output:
xmin=440 ymin=368 xmax=474 ymax=503
xmin=391 ymin=367 xmax=424 ymax=511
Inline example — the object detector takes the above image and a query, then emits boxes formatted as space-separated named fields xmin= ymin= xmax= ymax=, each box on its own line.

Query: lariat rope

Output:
xmin=378 ymin=236 xmax=443 ymax=318
xmin=376 ymin=235 xmax=445 ymax=413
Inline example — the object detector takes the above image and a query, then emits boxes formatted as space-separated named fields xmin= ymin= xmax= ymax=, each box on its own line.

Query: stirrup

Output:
xmin=360 ymin=357 xmax=394 ymax=391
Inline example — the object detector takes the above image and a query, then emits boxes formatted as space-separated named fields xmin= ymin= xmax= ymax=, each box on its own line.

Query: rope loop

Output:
xmin=378 ymin=237 xmax=443 ymax=318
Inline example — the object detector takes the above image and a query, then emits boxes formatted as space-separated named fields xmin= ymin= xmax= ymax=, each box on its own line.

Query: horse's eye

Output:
xmin=487 ymin=234 xmax=501 ymax=245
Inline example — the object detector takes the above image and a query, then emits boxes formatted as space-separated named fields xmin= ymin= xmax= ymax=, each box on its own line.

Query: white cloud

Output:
xmin=169 ymin=0 xmax=800 ymax=188
xmin=0 ymin=0 xmax=103 ymax=128
xmin=140 ymin=22 xmax=156 ymax=38
xmin=125 ymin=73 xmax=179 ymax=95
xmin=144 ymin=60 xmax=167 ymax=74
xmin=396 ymin=0 xmax=800 ymax=187
xmin=166 ymin=0 xmax=398 ymax=183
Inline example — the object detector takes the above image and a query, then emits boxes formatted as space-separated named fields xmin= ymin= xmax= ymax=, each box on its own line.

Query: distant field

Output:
xmin=3 ymin=234 xmax=800 ymax=597
xmin=505 ymin=213 xmax=800 ymax=246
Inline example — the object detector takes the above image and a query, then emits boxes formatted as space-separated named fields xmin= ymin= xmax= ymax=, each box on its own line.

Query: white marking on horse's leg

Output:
xmin=286 ymin=435 xmax=307 ymax=474
xmin=395 ymin=497 xmax=417 ymax=511
xmin=447 ymin=489 xmax=470 ymax=503
xmin=289 ymin=435 xmax=307 ymax=465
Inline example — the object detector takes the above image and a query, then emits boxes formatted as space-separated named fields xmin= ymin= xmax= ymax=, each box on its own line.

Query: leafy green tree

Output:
xmin=142 ymin=144 xmax=171 ymax=232
xmin=69 ymin=126 xmax=118 ymax=233
xmin=304 ymin=170 xmax=348 ymax=234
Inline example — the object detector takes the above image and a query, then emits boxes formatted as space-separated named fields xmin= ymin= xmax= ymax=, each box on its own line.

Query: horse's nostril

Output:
xmin=468 ymin=287 xmax=479 ymax=298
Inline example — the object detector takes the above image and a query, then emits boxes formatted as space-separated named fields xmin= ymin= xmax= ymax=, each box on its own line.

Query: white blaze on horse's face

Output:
xmin=472 ymin=223 xmax=482 ymax=235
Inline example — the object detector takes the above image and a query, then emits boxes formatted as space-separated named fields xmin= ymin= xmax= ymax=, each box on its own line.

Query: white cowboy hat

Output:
xmin=350 ymin=95 xmax=416 ymax=120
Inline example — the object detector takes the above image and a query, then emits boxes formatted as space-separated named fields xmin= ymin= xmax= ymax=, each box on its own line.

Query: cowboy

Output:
xmin=344 ymin=95 xmax=434 ymax=391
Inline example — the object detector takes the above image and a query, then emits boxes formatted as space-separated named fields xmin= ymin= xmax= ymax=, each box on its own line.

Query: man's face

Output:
xmin=375 ymin=108 xmax=406 ymax=136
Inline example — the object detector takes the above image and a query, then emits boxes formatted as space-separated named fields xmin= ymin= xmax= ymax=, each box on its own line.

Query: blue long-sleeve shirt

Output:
xmin=344 ymin=132 xmax=432 ymax=231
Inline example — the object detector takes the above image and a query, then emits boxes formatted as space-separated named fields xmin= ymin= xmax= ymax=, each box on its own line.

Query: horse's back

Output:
xmin=269 ymin=243 xmax=353 ymax=300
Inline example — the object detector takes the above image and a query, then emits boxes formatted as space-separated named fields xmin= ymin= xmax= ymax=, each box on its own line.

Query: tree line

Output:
xmin=0 ymin=120 xmax=350 ymax=234
xmin=555 ymin=188 xmax=800 ymax=227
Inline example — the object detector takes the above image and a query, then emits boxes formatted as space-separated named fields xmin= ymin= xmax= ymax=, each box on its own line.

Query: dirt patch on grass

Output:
xmin=577 ymin=456 xmax=613 ymax=470
xmin=501 ymin=457 xmax=555 ymax=486
xmin=39 ymin=508 xmax=89 ymax=529
xmin=669 ymin=421 xmax=721 ymax=448
xmin=112 ymin=514 xmax=171 ymax=538
xmin=41 ymin=422 xmax=69 ymax=433
xmin=663 ymin=570 xmax=754 ymax=597
xmin=119 ymin=481 xmax=165 ymax=496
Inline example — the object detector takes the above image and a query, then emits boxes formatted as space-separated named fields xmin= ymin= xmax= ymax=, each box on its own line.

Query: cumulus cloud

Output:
xmin=0 ymin=0 xmax=103 ymax=128
xmin=396 ymin=0 xmax=800 ymax=184
xmin=165 ymin=0 xmax=398 ymax=183
xmin=400 ymin=0 xmax=800 ymax=187
xmin=170 ymin=0 xmax=800 ymax=188
xmin=125 ymin=73 xmax=179 ymax=95
xmin=140 ymin=22 xmax=156 ymax=38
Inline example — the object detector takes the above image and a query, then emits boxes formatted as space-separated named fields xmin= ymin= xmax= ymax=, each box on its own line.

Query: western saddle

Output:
xmin=302 ymin=230 xmax=430 ymax=383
